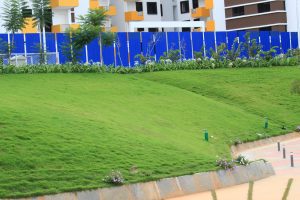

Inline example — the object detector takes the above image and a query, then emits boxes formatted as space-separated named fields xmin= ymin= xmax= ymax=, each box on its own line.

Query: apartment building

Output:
xmin=112 ymin=0 xmax=225 ymax=32
xmin=0 ymin=0 xmax=225 ymax=33
xmin=224 ymin=0 xmax=300 ymax=32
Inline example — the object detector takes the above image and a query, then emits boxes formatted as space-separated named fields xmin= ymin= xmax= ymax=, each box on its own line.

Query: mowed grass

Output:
xmin=0 ymin=66 xmax=299 ymax=198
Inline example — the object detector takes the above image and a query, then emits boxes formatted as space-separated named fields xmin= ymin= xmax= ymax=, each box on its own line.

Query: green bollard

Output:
xmin=264 ymin=117 xmax=268 ymax=129
xmin=204 ymin=129 xmax=209 ymax=141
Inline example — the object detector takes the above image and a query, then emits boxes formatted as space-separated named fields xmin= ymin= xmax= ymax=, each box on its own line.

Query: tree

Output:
xmin=76 ymin=8 xmax=114 ymax=65
xmin=2 ymin=0 xmax=29 ymax=64
xmin=31 ymin=0 xmax=52 ymax=64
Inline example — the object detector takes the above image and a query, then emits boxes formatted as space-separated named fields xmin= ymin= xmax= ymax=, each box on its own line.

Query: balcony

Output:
xmin=22 ymin=18 xmax=37 ymax=33
xmin=205 ymin=20 xmax=215 ymax=32
xmin=99 ymin=5 xmax=117 ymax=16
xmin=52 ymin=24 xmax=80 ymax=33
xmin=51 ymin=0 xmax=79 ymax=9
xmin=125 ymin=11 xmax=144 ymax=21
xmin=191 ymin=7 xmax=210 ymax=18
xmin=205 ymin=0 xmax=214 ymax=9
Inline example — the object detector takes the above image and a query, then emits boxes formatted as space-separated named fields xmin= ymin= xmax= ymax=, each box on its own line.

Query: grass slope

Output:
xmin=0 ymin=67 xmax=299 ymax=198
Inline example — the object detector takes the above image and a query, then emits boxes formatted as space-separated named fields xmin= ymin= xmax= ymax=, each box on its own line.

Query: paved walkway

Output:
xmin=168 ymin=137 xmax=300 ymax=200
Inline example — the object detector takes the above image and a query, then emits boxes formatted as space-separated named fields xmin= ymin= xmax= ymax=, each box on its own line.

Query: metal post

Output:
xmin=54 ymin=33 xmax=59 ymax=64
xmin=204 ymin=129 xmax=209 ymax=142
xmin=23 ymin=33 xmax=28 ymax=65
xmin=290 ymin=152 xmax=294 ymax=167
xmin=277 ymin=141 xmax=281 ymax=152
xmin=283 ymin=145 xmax=286 ymax=159
xmin=296 ymin=0 xmax=300 ymax=49
xmin=85 ymin=45 xmax=89 ymax=65
xmin=264 ymin=117 xmax=269 ymax=129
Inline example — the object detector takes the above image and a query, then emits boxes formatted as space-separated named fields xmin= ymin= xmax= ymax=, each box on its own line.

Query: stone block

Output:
xmin=177 ymin=175 xmax=197 ymax=195
xmin=156 ymin=178 xmax=183 ymax=199
xmin=100 ymin=185 xmax=132 ymax=200
xmin=129 ymin=181 xmax=159 ymax=200
xmin=77 ymin=190 xmax=100 ymax=200
xmin=193 ymin=172 xmax=214 ymax=192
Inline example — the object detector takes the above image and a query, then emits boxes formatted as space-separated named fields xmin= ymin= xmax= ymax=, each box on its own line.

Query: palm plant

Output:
xmin=77 ymin=8 xmax=112 ymax=65
xmin=31 ymin=0 xmax=52 ymax=64
xmin=2 ymin=0 xmax=29 ymax=64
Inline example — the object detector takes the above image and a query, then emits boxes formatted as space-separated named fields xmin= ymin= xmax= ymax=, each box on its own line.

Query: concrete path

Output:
xmin=168 ymin=137 xmax=300 ymax=200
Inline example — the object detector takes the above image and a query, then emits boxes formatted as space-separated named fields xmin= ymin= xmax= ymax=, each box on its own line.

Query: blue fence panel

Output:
xmin=25 ymin=33 xmax=40 ymax=53
xmin=167 ymin=32 xmax=179 ymax=50
xmin=204 ymin=32 xmax=215 ymax=57
xmin=87 ymin=38 xmax=100 ymax=63
xmin=179 ymin=32 xmax=192 ymax=59
xmin=142 ymin=32 xmax=155 ymax=57
xmin=116 ymin=32 xmax=129 ymax=66
xmin=155 ymin=32 xmax=167 ymax=60
xmin=291 ymin=32 xmax=298 ymax=49
xmin=238 ymin=31 xmax=247 ymax=58
xmin=227 ymin=31 xmax=238 ymax=50
xmin=128 ymin=32 xmax=141 ymax=66
xmin=57 ymin=33 xmax=70 ymax=64
xmin=280 ymin=32 xmax=290 ymax=54
xmin=250 ymin=32 xmax=259 ymax=43
xmin=46 ymin=33 xmax=56 ymax=52
xmin=271 ymin=32 xmax=281 ymax=54
xmin=11 ymin=34 xmax=24 ymax=53
xmin=102 ymin=43 xmax=114 ymax=66
xmin=192 ymin=32 xmax=204 ymax=54
xmin=260 ymin=32 xmax=270 ymax=51
xmin=216 ymin=32 xmax=227 ymax=46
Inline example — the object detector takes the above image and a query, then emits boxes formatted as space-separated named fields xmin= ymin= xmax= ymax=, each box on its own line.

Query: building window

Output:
xmin=137 ymin=28 xmax=144 ymax=32
xmin=259 ymin=26 xmax=272 ymax=31
xmin=71 ymin=8 xmax=75 ymax=23
xmin=182 ymin=27 xmax=191 ymax=32
xmin=180 ymin=1 xmax=190 ymax=14
xmin=232 ymin=6 xmax=244 ymax=17
xmin=147 ymin=2 xmax=158 ymax=15
xmin=192 ymin=0 xmax=199 ymax=9
xmin=22 ymin=9 xmax=32 ymax=18
xmin=257 ymin=2 xmax=271 ymax=13
xmin=149 ymin=28 xmax=159 ymax=32
xmin=160 ymin=4 xmax=163 ymax=16
xmin=136 ymin=2 xmax=143 ymax=12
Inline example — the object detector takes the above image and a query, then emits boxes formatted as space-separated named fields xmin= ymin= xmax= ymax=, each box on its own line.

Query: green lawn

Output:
xmin=0 ymin=66 xmax=299 ymax=198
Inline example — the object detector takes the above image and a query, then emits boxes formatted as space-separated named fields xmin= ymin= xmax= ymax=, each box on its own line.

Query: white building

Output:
xmin=0 ymin=0 xmax=299 ymax=34
xmin=0 ymin=0 xmax=225 ymax=33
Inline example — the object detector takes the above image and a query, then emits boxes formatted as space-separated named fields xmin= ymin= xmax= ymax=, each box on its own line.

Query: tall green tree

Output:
xmin=76 ymin=8 xmax=114 ymax=65
xmin=31 ymin=0 xmax=52 ymax=64
xmin=2 ymin=0 xmax=29 ymax=63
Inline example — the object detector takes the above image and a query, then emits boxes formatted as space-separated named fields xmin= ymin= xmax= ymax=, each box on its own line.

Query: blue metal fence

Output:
xmin=2 ymin=31 xmax=299 ymax=66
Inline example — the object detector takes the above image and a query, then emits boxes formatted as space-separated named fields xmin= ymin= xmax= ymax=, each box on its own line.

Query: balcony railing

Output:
xmin=51 ymin=0 xmax=79 ymax=9
xmin=125 ymin=11 xmax=144 ymax=21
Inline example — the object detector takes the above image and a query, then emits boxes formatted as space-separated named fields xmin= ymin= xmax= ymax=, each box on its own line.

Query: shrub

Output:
xmin=216 ymin=157 xmax=235 ymax=170
xmin=235 ymin=155 xmax=250 ymax=166
xmin=103 ymin=170 xmax=124 ymax=185
xmin=291 ymin=79 xmax=300 ymax=95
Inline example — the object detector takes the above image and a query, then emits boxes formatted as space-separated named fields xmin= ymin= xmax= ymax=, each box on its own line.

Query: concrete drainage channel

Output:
xmin=4 ymin=160 xmax=275 ymax=200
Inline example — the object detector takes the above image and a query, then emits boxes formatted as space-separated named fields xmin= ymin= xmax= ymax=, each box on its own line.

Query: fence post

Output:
xmin=203 ymin=31 xmax=206 ymax=57
xmin=190 ymin=31 xmax=194 ymax=59
xmin=214 ymin=32 xmax=217 ymax=52
xmin=23 ymin=33 xmax=28 ymax=65
xmin=85 ymin=45 xmax=89 ymax=64
xmin=165 ymin=32 xmax=169 ymax=54
xmin=178 ymin=32 xmax=182 ymax=61
xmin=127 ymin=35 xmax=131 ymax=67
xmin=113 ymin=40 xmax=117 ymax=66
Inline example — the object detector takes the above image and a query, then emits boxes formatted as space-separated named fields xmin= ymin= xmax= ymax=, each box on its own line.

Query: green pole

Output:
xmin=204 ymin=129 xmax=209 ymax=141
xmin=264 ymin=117 xmax=268 ymax=129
